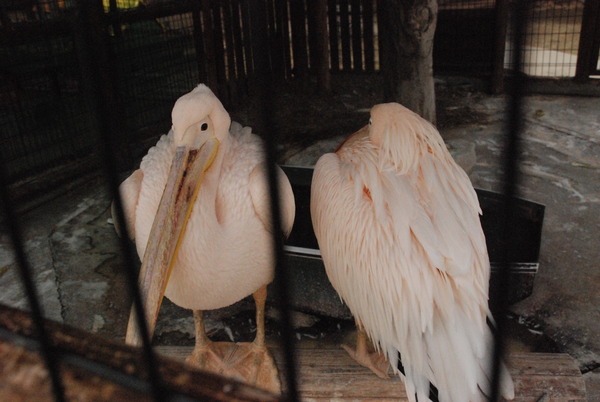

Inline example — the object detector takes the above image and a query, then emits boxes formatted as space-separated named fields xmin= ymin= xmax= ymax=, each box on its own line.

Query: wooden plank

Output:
xmin=0 ymin=305 xmax=277 ymax=401
xmin=294 ymin=348 xmax=406 ymax=400
xmin=311 ymin=0 xmax=331 ymax=92
xmin=276 ymin=0 xmax=292 ymax=79
xmin=290 ymin=0 xmax=308 ymax=78
xmin=223 ymin=0 xmax=238 ymax=102
xmin=200 ymin=0 xmax=218 ymax=91
xmin=339 ymin=0 xmax=351 ymax=71
xmin=328 ymin=0 xmax=340 ymax=72
xmin=231 ymin=0 xmax=247 ymax=89
xmin=266 ymin=0 xmax=286 ymax=81
xmin=191 ymin=3 xmax=208 ymax=84
xmin=362 ymin=0 xmax=374 ymax=72
xmin=307 ymin=0 xmax=319 ymax=70
xmin=158 ymin=347 xmax=587 ymax=401
xmin=351 ymin=0 xmax=362 ymax=71
xmin=210 ymin=0 xmax=228 ymax=101
xmin=507 ymin=354 xmax=587 ymax=402
xmin=240 ymin=0 xmax=254 ymax=76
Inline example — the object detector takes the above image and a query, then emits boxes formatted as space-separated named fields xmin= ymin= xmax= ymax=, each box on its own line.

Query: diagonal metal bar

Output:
xmin=0 ymin=165 xmax=66 ymax=402
xmin=0 ymin=303 xmax=278 ymax=401
xmin=490 ymin=0 xmax=528 ymax=400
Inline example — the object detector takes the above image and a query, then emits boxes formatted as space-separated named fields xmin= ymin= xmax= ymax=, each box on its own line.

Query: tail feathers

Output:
xmin=398 ymin=361 xmax=513 ymax=402
xmin=500 ymin=362 xmax=515 ymax=400
xmin=392 ymin=322 xmax=515 ymax=402
xmin=477 ymin=332 xmax=516 ymax=400
xmin=396 ymin=353 xmax=438 ymax=402
xmin=477 ymin=360 xmax=515 ymax=400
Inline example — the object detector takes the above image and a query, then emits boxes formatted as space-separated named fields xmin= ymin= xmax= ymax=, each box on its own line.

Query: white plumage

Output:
xmin=117 ymin=84 xmax=294 ymax=392
xmin=311 ymin=103 xmax=514 ymax=401
xmin=124 ymin=121 xmax=293 ymax=310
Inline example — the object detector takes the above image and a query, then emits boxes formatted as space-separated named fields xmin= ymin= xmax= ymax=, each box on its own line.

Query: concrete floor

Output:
xmin=0 ymin=90 xmax=598 ymax=399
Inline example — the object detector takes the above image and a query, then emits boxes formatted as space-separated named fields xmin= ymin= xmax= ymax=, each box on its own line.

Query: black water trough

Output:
xmin=281 ymin=166 xmax=545 ymax=319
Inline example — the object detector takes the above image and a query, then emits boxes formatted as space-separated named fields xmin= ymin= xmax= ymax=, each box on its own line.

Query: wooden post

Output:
xmin=191 ymin=2 xmax=207 ymax=85
xmin=275 ymin=0 xmax=292 ymax=80
xmin=363 ymin=0 xmax=375 ymax=72
xmin=240 ymin=0 xmax=254 ymax=77
xmin=200 ymin=0 xmax=218 ymax=92
xmin=210 ymin=1 xmax=228 ymax=102
xmin=267 ymin=0 xmax=286 ymax=82
xmin=328 ymin=0 xmax=340 ymax=72
xmin=575 ymin=0 xmax=600 ymax=83
xmin=351 ymin=0 xmax=362 ymax=70
xmin=491 ymin=0 xmax=509 ymax=94
xmin=231 ymin=1 xmax=248 ymax=93
xmin=378 ymin=0 xmax=438 ymax=124
xmin=290 ymin=0 xmax=309 ymax=79
xmin=308 ymin=0 xmax=330 ymax=92
xmin=339 ymin=0 xmax=351 ymax=71
xmin=222 ymin=0 xmax=238 ymax=103
xmin=159 ymin=346 xmax=588 ymax=401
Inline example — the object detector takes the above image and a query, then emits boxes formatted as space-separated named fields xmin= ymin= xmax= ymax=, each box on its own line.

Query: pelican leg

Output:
xmin=252 ymin=284 xmax=267 ymax=346
xmin=220 ymin=284 xmax=280 ymax=393
xmin=186 ymin=286 xmax=280 ymax=394
xmin=185 ymin=310 xmax=224 ymax=370
xmin=342 ymin=321 xmax=390 ymax=379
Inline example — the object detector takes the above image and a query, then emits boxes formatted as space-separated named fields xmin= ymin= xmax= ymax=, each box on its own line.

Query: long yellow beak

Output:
xmin=125 ymin=139 xmax=219 ymax=346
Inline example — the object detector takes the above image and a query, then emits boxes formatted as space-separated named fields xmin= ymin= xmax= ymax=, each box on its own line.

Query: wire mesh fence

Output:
xmin=1 ymin=0 xmax=598 ymax=197
xmin=0 ymin=17 xmax=97 ymax=184
xmin=505 ymin=0 xmax=586 ymax=77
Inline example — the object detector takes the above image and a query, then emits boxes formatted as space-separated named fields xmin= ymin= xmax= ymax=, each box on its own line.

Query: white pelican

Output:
xmin=311 ymin=103 xmax=514 ymax=401
xmin=116 ymin=84 xmax=295 ymax=393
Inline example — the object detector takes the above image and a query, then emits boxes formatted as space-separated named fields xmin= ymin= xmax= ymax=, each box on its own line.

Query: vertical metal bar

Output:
xmin=290 ymin=0 xmax=309 ymax=78
xmin=192 ymin=1 xmax=208 ymax=84
xmin=248 ymin=0 xmax=299 ymax=399
xmin=350 ymin=0 xmax=362 ymax=70
xmin=363 ymin=0 xmax=375 ymax=72
xmin=201 ymin=0 xmax=219 ymax=90
xmin=0 ymin=164 xmax=66 ymax=402
xmin=575 ymin=0 xmax=600 ymax=81
xmin=491 ymin=0 xmax=508 ymax=93
xmin=339 ymin=0 xmax=351 ymax=70
xmin=73 ymin=0 xmax=165 ymax=400
xmin=328 ymin=0 xmax=340 ymax=72
xmin=490 ymin=0 xmax=528 ymax=400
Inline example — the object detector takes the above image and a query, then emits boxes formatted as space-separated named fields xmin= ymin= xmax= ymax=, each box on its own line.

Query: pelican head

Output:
xmin=171 ymin=84 xmax=231 ymax=149
xmin=126 ymin=84 xmax=230 ymax=345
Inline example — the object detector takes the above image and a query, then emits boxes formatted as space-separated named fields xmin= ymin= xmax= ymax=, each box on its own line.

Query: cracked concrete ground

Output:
xmin=0 ymin=89 xmax=598 ymax=399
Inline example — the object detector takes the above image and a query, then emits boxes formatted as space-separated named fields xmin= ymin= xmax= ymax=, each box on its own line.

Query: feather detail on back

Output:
xmin=311 ymin=103 xmax=514 ymax=402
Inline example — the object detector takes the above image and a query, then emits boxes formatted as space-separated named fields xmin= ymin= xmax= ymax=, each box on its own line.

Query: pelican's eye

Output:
xmin=201 ymin=123 xmax=209 ymax=131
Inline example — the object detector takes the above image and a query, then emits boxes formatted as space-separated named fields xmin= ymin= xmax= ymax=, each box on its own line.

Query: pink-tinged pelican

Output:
xmin=310 ymin=103 xmax=514 ymax=401
xmin=116 ymin=84 xmax=295 ymax=393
